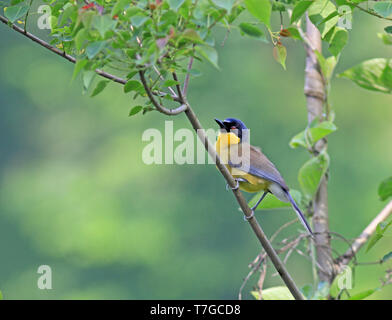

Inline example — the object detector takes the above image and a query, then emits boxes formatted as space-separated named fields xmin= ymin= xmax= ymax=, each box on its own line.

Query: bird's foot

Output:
xmin=226 ymin=179 xmax=240 ymax=191
xmin=243 ymin=209 xmax=255 ymax=221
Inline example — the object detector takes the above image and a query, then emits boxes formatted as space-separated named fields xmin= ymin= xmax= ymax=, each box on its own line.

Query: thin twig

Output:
xmin=139 ymin=71 xmax=187 ymax=115
xmin=337 ymin=200 xmax=392 ymax=267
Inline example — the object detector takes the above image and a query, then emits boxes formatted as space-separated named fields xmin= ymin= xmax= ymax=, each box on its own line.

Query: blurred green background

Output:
xmin=0 ymin=8 xmax=391 ymax=299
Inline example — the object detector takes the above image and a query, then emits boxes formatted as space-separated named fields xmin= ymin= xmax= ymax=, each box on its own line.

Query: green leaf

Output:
xmin=212 ymin=0 xmax=235 ymax=13
xmin=91 ymin=80 xmax=109 ymax=97
xmin=249 ymin=189 xmax=302 ymax=211
xmin=195 ymin=46 xmax=219 ymax=69
xmin=244 ymin=0 xmax=272 ymax=28
xmin=290 ymin=121 xmax=337 ymax=149
xmin=291 ymin=0 xmax=313 ymax=23
xmin=163 ymin=80 xmax=179 ymax=87
xmin=130 ymin=14 xmax=149 ymax=28
xmin=381 ymin=251 xmax=392 ymax=263
xmin=92 ymin=15 xmax=117 ymax=38
xmin=181 ymin=29 xmax=204 ymax=44
xmin=338 ymin=58 xmax=392 ymax=94
xmin=86 ymin=41 xmax=107 ymax=59
xmin=315 ymin=51 xmax=337 ymax=80
xmin=111 ymin=0 xmax=131 ymax=17
xmin=273 ymin=43 xmax=287 ymax=70
xmin=252 ymin=286 xmax=295 ymax=300
xmin=4 ymin=3 xmax=29 ymax=23
xmin=82 ymin=71 xmax=95 ymax=93
xmin=298 ymin=152 xmax=330 ymax=198
xmin=379 ymin=177 xmax=392 ymax=201
xmin=124 ymin=80 xmax=143 ymax=93
xmin=0 ymin=290 xmax=2 ymax=300
xmin=129 ymin=105 xmax=143 ymax=116
xmin=328 ymin=27 xmax=348 ymax=57
xmin=378 ymin=32 xmax=392 ymax=45
xmin=286 ymin=27 xmax=302 ymax=40
xmin=239 ymin=23 xmax=267 ymax=41
xmin=74 ymin=28 xmax=88 ymax=51
xmin=167 ymin=0 xmax=186 ymax=12
xmin=385 ymin=26 xmax=392 ymax=34
xmin=366 ymin=220 xmax=392 ymax=252
xmin=72 ymin=59 xmax=88 ymax=81
xmin=348 ymin=289 xmax=378 ymax=300
xmin=374 ymin=1 xmax=392 ymax=18
xmin=308 ymin=0 xmax=339 ymax=38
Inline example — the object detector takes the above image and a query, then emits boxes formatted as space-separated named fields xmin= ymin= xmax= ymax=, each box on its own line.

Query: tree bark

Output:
xmin=304 ymin=16 xmax=335 ymax=283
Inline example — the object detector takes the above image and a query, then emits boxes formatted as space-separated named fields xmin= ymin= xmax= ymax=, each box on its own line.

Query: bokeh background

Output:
xmin=0 ymin=6 xmax=391 ymax=299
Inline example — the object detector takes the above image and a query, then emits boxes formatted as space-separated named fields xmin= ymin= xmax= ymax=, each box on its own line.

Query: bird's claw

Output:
xmin=243 ymin=209 xmax=255 ymax=221
xmin=226 ymin=179 xmax=240 ymax=191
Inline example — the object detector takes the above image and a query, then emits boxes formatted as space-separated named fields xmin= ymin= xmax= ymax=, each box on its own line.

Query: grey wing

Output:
xmin=230 ymin=144 xmax=289 ymax=191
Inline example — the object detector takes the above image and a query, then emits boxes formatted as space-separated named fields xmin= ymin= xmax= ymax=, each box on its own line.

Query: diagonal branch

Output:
xmin=139 ymin=71 xmax=187 ymax=115
xmin=1 ymin=16 xmax=305 ymax=300
xmin=337 ymin=200 xmax=392 ymax=267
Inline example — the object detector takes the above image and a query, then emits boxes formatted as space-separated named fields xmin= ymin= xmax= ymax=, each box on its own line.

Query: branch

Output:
xmin=337 ymin=200 xmax=392 ymax=267
xmin=139 ymin=71 xmax=187 ymax=115
xmin=1 ymin=16 xmax=305 ymax=300
xmin=347 ymin=0 xmax=392 ymax=22
xmin=304 ymin=16 xmax=334 ymax=283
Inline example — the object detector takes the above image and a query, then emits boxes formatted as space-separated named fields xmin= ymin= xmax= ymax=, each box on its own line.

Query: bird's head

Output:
xmin=215 ymin=118 xmax=248 ymax=142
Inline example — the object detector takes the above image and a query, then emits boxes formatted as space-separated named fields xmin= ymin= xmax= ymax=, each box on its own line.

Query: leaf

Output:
xmin=252 ymin=286 xmax=295 ymax=300
xmin=374 ymin=1 xmax=392 ymax=18
xmin=328 ymin=27 xmax=348 ymax=57
xmin=130 ymin=14 xmax=149 ymax=28
xmin=195 ymin=46 xmax=219 ymax=69
xmin=86 ymin=41 xmax=106 ymax=59
xmin=385 ymin=26 xmax=392 ymax=34
xmin=298 ymin=152 xmax=330 ymax=198
xmin=92 ymin=15 xmax=117 ymax=38
xmin=74 ymin=28 xmax=88 ymax=51
xmin=129 ymin=105 xmax=143 ymax=116
xmin=0 ymin=290 xmax=2 ymax=300
xmin=72 ymin=59 xmax=88 ymax=81
xmin=308 ymin=0 xmax=339 ymax=38
xmin=124 ymin=80 xmax=143 ymax=93
xmin=338 ymin=58 xmax=392 ymax=94
xmin=244 ymin=0 xmax=272 ymax=28
xmin=378 ymin=32 xmax=392 ymax=45
xmin=290 ymin=121 xmax=337 ymax=149
xmin=366 ymin=220 xmax=392 ymax=252
xmin=291 ymin=0 xmax=313 ymax=23
xmin=4 ymin=3 xmax=29 ymax=23
xmin=181 ymin=29 xmax=204 ymax=44
xmin=273 ymin=43 xmax=287 ymax=70
xmin=91 ymin=80 xmax=109 ymax=97
xmin=163 ymin=80 xmax=179 ymax=87
xmin=239 ymin=23 xmax=267 ymax=41
xmin=167 ymin=0 xmax=186 ymax=12
xmin=348 ymin=289 xmax=378 ymax=300
xmin=249 ymin=189 xmax=302 ymax=211
xmin=381 ymin=251 xmax=392 ymax=263
xmin=379 ymin=177 xmax=392 ymax=201
xmin=286 ymin=27 xmax=302 ymax=40
xmin=315 ymin=51 xmax=337 ymax=80
xmin=111 ymin=0 xmax=131 ymax=17
xmin=82 ymin=71 xmax=95 ymax=93
xmin=212 ymin=0 xmax=236 ymax=13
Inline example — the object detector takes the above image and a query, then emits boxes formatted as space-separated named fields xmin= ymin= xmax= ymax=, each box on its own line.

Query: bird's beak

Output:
xmin=214 ymin=118 xmax=225 ymax=129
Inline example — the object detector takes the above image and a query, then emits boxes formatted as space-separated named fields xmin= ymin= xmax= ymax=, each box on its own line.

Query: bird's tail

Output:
xmin=284 ymin=191 xmax=313 ymax=236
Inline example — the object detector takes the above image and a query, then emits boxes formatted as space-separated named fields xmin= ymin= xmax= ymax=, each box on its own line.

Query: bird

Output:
xmin=214 ymin=117 xmax=313 ymax=236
